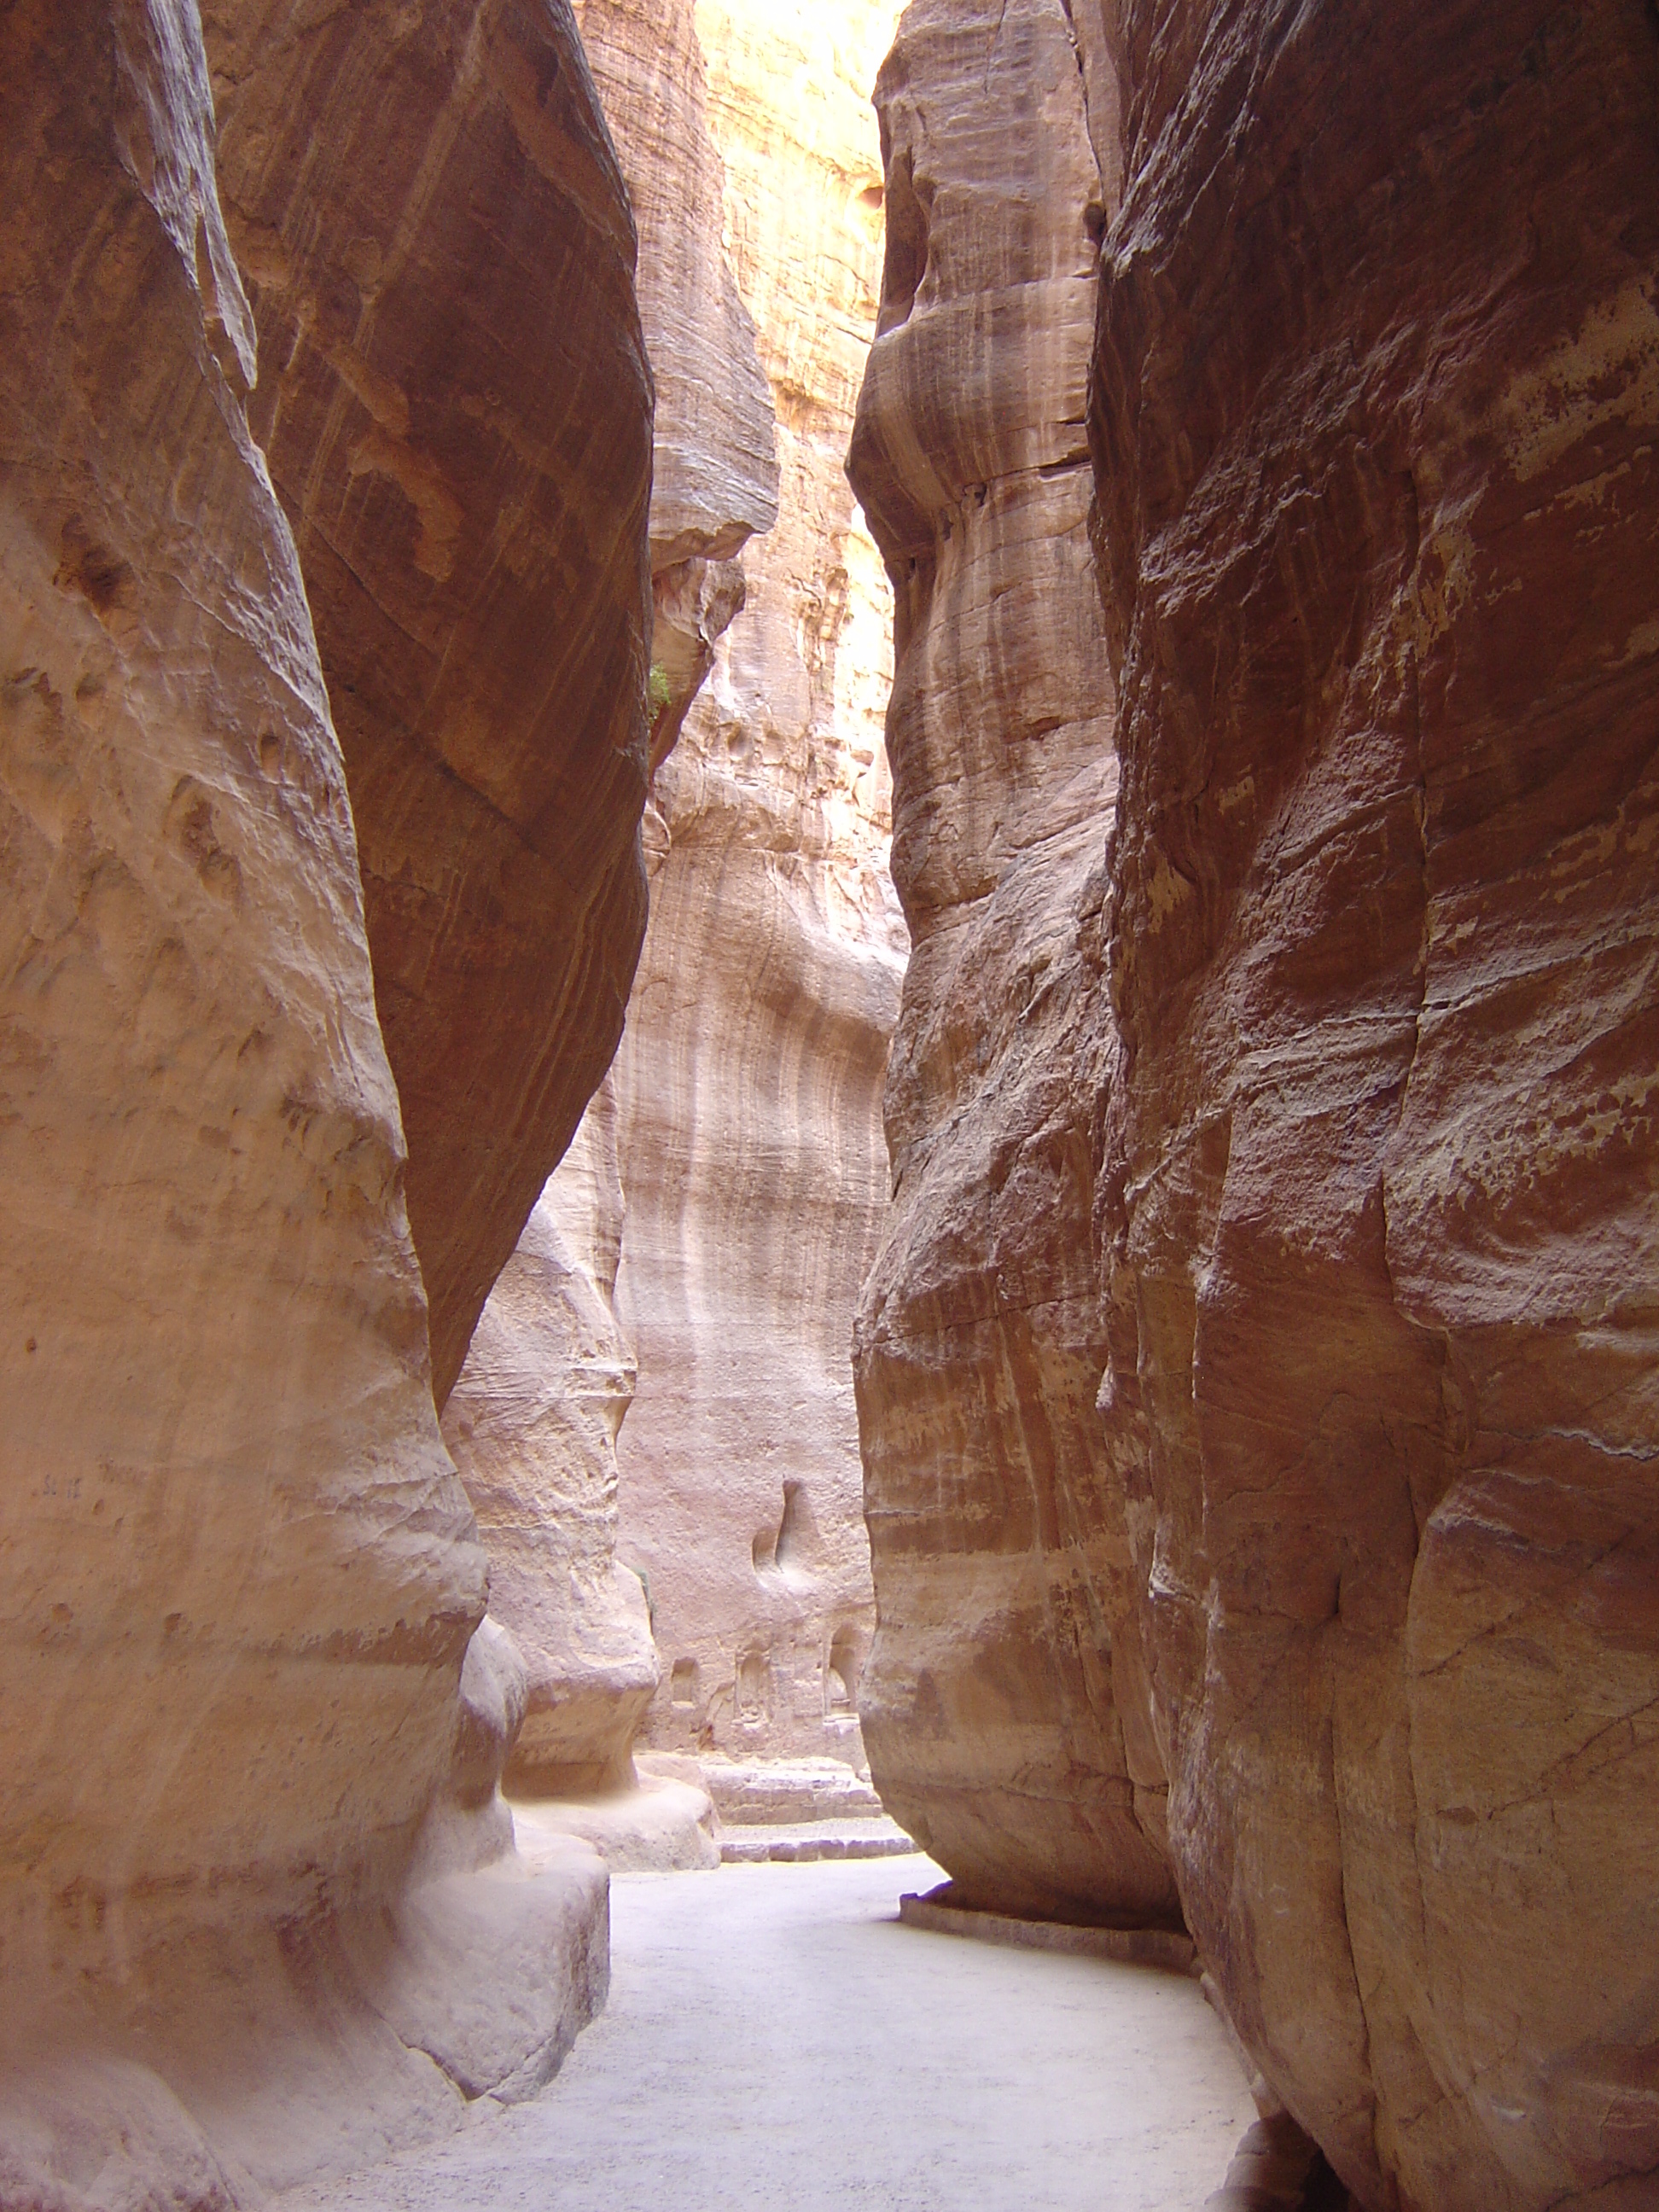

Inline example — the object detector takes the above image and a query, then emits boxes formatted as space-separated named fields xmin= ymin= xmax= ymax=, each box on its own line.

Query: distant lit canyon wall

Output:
xmin=853 ymin=0 xmax=1659 ymax=2209
xmin=449 ymin=0 xmax=905 ymax=1786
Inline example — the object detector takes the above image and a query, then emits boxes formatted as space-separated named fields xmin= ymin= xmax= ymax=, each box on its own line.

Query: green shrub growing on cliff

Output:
xmin=648 ymin=661 xmax=672 ymax=713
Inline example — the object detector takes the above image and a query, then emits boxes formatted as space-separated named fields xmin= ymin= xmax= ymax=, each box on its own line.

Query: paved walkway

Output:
xmin=277 ymin=1856 xmax=1256 ymax=2212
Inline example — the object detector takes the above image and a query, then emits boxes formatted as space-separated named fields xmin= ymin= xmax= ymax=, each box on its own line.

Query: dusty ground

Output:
xmin=275 ymin=1855 xmax=1256 ymax=2212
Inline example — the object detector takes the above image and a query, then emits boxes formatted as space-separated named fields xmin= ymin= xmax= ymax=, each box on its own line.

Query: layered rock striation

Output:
xmin=853 ymin=0 xmax=1659 ymax=2202
xmin=0 ymin=1 xmax=652 ymax=2197
xmin=1090 ymin=2 xmax=1659 ymax=2205
xmin=444 ymin=1079 xmax=659 ymax=1796
xmin=466 ymin=0 xmax=902 ymax=1798
xmin=447 ymin=0 xmax=779 ymax=1795
xmin=201 ymin=0 xmax=655 ymax=1402
xmin=581 ymin=0 xmax=906 ymax=1778
xmin=0 ymin=0 xmax=478 ymax=2005
xmin=846 ymin=0 xmax=1178 ymax=1924
xmin=574 ymin=0 xmax=779 ymax=768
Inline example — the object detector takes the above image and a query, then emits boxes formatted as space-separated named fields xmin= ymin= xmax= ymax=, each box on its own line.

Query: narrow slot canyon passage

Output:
xmin=3 ymin=0 xmax=1655 ymax=2208
xmin=272 ymin=1860 xmax=1256 ymax=2212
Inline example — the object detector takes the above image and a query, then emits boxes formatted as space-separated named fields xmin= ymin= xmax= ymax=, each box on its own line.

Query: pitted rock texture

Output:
xmin=591 ymin=0 xmax=906 ymax=1773
xmin=569 ymin=0 xmax=777 ymax=818
xmin=846 ymin=0 xmax=1178 ymax=1926
xmin=201 ymin=0 xmax=655 ymax=1404
xmin=572 ymin=0 xmax=777 ymax=573
xmin=444 ymin=1080 xmax=658 ymax=1796
xmin=1091 ymin=2 xmax=1659 ymax=2205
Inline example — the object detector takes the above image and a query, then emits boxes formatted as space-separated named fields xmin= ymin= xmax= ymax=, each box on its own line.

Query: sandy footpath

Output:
xmin=274 ymin=1855 xmax=1254 ymax=2212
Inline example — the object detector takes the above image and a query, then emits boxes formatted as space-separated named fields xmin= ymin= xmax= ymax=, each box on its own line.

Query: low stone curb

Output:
xmin=896 ymin=1885 xmax=1198 ymax=1975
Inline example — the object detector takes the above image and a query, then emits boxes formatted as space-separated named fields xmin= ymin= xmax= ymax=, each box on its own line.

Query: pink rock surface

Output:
xmin=201 ymin=0 xmax=655 ymax=1404
xmin=0 ymin=4 xmax=634 ymax=2198
xmin=1091 ymin=1 xmax=1659 ymax=2203
xmin=847 ymin=0 xmax=1179 ymax=1926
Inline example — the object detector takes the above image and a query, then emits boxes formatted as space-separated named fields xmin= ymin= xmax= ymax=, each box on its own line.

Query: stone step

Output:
xmin=718 ymin=1818 xmax=921 ymax=1865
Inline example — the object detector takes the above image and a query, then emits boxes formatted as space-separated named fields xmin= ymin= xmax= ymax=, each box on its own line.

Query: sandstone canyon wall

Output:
xmin=0 ymin=2 xmax=649 ymax=2199
xmin=853 ymin=0 xmax=1659 ymax=2203
xmin=442 ymin=0 xmax=783 ymax=1797
xmin=201 ymin=0 xmax=655 ymax=1403
xmin=1090 ymin=2 xmax=1659 ymax=2206
xmin=608 ymin=0 xmax=907 ymax=1778
xmin=847 ymin=0 xmax=1179 ymax=1924
xmin=573 ymin=0 xmax=778 ymax=774
xmin=443 ymin=1081 xmax=658 ymax=1795
xmin=502 ymin=0 xmax=905 ymax=1785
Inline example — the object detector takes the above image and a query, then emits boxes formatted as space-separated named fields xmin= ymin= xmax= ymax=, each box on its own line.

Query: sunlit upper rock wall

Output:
xmin=604 ymin=0 xmax=907 ymax=1773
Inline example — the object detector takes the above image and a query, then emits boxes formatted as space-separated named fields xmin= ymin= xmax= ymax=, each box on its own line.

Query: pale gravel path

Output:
xmin=277 ymin=1856 xmax=1256 ymax=2212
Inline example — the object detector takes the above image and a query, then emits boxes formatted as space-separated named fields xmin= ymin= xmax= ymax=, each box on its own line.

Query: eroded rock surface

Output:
xmin=607 ymin=0 xmax=907 ymax=1775
xmin=447 ymin=0 xmax=779 ymax=1793
xmin=1091 ymin=1 xmax=1659 ymax=2204
xmin=574 ymin=0 xmax=778 ymax=768
xmin=0 ymin=0 xmax=474 ymax=2011
xmin=846 ymin=0 xmax=1178 ymax=1925
xmin=201 ymin=0 xmax=655 ymax=1403
xmin=486 ymin=0 xmax=901 ymax=1790
xmin=0 ymin=3 xmax=632 ymax=2198
xmin=444 ymin=1082 xmax=658 ymax=1796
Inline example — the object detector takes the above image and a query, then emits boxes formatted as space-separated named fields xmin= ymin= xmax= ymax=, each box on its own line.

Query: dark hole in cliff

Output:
xmin=53 ymin=522 xmax=131 ymax=616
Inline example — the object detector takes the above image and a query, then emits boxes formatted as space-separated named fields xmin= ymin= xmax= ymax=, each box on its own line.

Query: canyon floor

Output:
xmin=273 ymin=1854 xmax=1256 ymax=2212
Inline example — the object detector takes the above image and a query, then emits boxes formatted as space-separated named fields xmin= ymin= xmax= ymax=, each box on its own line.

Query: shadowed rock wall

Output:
xmin=1091 ymin=2 xmax=1659 ymax=2205
xmin=853 ymin=0 xmax=1659 ymax=2201
xmin=846 ymin=0 xmax=1179 ymax=1924
xmin=201 ymin=0 xmax=655 ymax=1405
xmin=0 ymin=1 xmax=652 ymax=2199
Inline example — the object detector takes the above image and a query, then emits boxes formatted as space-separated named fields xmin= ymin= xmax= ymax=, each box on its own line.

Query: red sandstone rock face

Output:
xmin=847 ymin=0 xmax=1180 ymax=1924
xmin=1091 ymin=2 xmax=1659 ymax=2203
xmin=201 ymin=0 xmax=655 ymax=1404
xmin=0 ymin=2 xmax=555 ymax=2191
